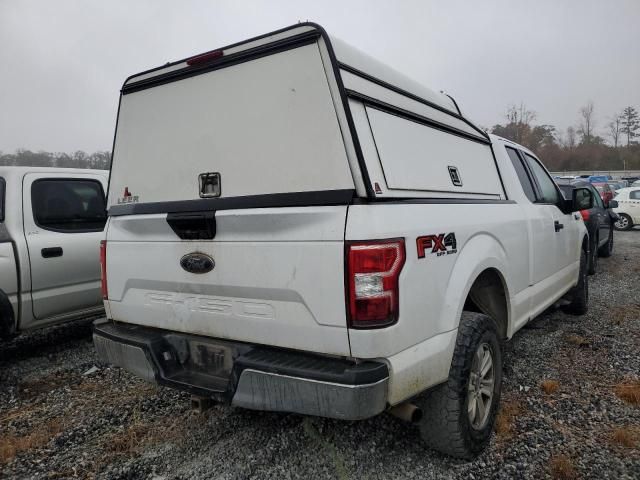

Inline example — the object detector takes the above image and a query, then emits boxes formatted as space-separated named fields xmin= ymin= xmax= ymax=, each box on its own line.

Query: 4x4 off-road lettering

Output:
xmin=417 ymin=233 xmax=458 ymax=258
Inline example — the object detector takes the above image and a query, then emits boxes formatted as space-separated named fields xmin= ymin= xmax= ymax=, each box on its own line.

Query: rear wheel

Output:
xmin=0 ymin=293 xmax=16 ymax=340
xmin=598 ymin=227 xmax=613 ymax=258
xmin=614 ymin=214 xmax=632 ymax=231
xmin=562 ymin=248 xmax=589 ymax=315
xmin=416 ymin=312 xmax=502 ymax=459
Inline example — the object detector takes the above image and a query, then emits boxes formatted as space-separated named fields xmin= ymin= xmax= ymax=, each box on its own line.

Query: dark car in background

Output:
xmin=558 ymin=180 xmax=616 ymax=274
xmin=621 ymin=176 xmax=640 ymax=185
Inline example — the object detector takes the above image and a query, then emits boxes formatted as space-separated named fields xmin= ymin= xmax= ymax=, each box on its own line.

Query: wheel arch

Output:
xmin=442 ymin=233 xmax=512 ymax=341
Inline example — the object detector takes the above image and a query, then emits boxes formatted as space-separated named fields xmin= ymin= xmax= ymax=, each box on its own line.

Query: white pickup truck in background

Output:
xmin=93 ymin=23 xmax=596 ymax=458
xmin=0 ymin=167 xmax=108 ymax=339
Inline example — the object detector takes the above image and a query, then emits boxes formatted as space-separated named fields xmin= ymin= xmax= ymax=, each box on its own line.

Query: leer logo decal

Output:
xmin=117 ymin=186 xmax=139 ymax=204
xmin=417 ymin=233 xmax=458 ymax=258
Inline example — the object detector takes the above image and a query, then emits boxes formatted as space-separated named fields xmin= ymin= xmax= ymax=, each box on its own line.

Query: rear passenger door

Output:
xmin=23 ymin=173 xmax=107 ymax=320
xmin=505 ymin=148 xmax=558 ymax=287
xmin=520 ymin=152 xmax=579 ymax=274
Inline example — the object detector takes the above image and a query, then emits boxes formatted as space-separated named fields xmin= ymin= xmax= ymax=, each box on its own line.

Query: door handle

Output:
xmin=41 ymin=247 xmax=63 ymax=258
xmin=554 ymin=221 xmax=564 ymax=232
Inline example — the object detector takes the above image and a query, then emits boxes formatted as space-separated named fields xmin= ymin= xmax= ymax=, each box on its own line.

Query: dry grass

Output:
xmin=566 ymin=334 xmax=589 ymax=347
xmin=107 ymin=423 xmax=151 ymax=454
xmin=0 ymin=403 xmax=44 ymax=425
xmin=549 ymin=454 xmax=577 ymax=480
xmin=614 ymin=380 xmax=640 ymax=405
xmin=541 ymin=379 xmax=560 ymax=395
xmin=0 ymin=418 xmax=64 ymax=464
xmin=17 ymin=373 xmax=73 ymax=399
xmin=103 ymin=405 xmax=188 ymax=457
xmin=495 ymin=400 xmax=522 ymax=438
xmin=610 ymin=304 xmax=640 ymax=325
xmin=610 ymin=427 xmax=638 ymax=448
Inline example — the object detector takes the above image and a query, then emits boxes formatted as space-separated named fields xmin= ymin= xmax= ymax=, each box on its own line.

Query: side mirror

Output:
xmin=573 ymin=187 xmax=594 ymax=211
xmin=563 ymin=187 xmax=594 ymax=213
xmin=609 ymin=199 xmax=619 ymax=209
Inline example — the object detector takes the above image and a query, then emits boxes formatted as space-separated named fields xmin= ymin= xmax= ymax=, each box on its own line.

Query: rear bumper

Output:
xmin=93 ymin=319 xmax=389 ymax=420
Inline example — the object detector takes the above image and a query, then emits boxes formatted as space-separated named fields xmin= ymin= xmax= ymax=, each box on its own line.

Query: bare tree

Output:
xmin=577 ymin=101 xmax=596 ymax=144
xmin=621 ymin=106 xmax=640 ymax=146
xmin=565 ymin=126 xmax=577 ymax=149
xmin=505 ymin=103 xmax=536 ymax=144
xmin=607 ymin=114 xmax=622 ymax=148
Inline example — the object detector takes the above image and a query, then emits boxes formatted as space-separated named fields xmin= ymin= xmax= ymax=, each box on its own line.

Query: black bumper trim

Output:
xmin=93 ymin=320 xmax=388 ymax=396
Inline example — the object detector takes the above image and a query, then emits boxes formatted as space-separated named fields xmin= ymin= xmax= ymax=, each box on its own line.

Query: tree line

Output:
xmin=491 ymin=103 xmax=640 ymax=172
xmin=0 ymin=150 xmax=111 ymax=170
xmin=2 ymin=102 xmax=639 ymax=173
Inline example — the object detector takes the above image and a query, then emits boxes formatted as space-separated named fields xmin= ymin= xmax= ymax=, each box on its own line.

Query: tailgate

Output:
xmin=105 ymin=206 xmax=351 ymax=356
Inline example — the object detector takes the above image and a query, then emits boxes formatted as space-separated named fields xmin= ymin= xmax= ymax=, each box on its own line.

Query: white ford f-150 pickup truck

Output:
xmin=0 ymin=167 xmax=108 ymax=339
xmin=93 ymin=23 xmax=595 ymax=458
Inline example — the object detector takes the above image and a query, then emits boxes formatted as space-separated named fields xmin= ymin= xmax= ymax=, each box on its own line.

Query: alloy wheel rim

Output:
xmin=616 ymin=216 xmax=629 ymax=229
xmin=467 ymin=343 xmax=495 ymax=429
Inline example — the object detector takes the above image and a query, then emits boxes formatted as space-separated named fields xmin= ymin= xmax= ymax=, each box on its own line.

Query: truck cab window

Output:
xmin=593 ymin=187 xmax=604 ymax=208
xmin=505 ymin=148 xmax=536 ymax=202
xmin=522 ymin=153 xmax=560 ymax=205
xmin=31 ymin=179 xmax=106 ymax=232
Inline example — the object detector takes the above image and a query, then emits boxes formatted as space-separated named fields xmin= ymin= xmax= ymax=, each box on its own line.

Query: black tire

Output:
xmin=614 ymin=213 xmax=633 ymax=231
xmin=416 ymin=312 xmax=502 ymax=459
xmin=587 ymin=233 xmax=598 ymax=275
xmin=0 ymin=291 xmax=16 ymax=340
xmin=562 ymin=248 xmax=588 ymax=316
xmin=598 ymin=227 xmax=613 ymax=258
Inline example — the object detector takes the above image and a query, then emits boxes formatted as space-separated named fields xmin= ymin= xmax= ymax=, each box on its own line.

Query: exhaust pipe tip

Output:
xmin=389 ymin=402 xmax=423 ymax=423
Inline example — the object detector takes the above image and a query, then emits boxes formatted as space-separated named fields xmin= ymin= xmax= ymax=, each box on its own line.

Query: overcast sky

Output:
xmin=1 ymin=0 xmax=638 ymax=153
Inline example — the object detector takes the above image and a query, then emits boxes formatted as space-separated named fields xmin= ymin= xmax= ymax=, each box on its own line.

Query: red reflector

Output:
xmin=346 ymin=239 xmax=405 ymax=328
xmin=579 ymin=209 xmax=590 ymax=221
xmin=186 ymin=50 xmax=224 ymax=66
xmin=100 ymin=240 xmax=108 ymax=300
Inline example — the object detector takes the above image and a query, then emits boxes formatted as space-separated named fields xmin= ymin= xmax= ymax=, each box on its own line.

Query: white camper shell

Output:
xmin=108 ymin=23 xmax=501 ymax=207
xmin=95 ymin=23 xmax=590 ymax=459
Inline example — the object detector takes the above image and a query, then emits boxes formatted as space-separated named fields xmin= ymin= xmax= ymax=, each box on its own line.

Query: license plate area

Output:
xmin=153 ymin=334 xmax=251 ymax=393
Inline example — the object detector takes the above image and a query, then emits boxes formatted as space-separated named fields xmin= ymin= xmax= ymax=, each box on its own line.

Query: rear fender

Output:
xmin=441 ymin=233 xmax=511 ymax=338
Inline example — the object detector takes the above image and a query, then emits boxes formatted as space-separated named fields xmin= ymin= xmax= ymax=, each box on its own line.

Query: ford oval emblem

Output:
xmin=180 ymin=252 xmax=215 ymax=274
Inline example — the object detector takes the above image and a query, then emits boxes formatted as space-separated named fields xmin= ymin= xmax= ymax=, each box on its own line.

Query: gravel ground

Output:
xmin=1 ymin=230 xmax=639 ymax=480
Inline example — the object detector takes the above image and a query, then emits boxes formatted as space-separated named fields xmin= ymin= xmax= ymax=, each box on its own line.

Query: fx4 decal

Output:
xmin=417 ymin=233 xmax=458 ymax=258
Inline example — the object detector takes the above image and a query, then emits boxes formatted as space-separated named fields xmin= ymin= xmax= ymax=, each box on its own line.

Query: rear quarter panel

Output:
xmin=346 ymin=202 xmax=528 ymax=404
xmin=346 ymin=202 xmax=528 ymax=359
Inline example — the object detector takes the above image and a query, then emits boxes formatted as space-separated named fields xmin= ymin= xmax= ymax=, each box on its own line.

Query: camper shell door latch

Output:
xmin=199 ymin=172 xmax=221 ymax=198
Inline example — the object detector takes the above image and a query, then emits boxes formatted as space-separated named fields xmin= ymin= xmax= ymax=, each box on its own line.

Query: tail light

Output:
xmin=100 ymin=240 xmax=108 ymax=300
xmin=346 ymin=239 xmax=405 ymax=328
xmin=579 ymin=209 xmax=590 ymax=221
